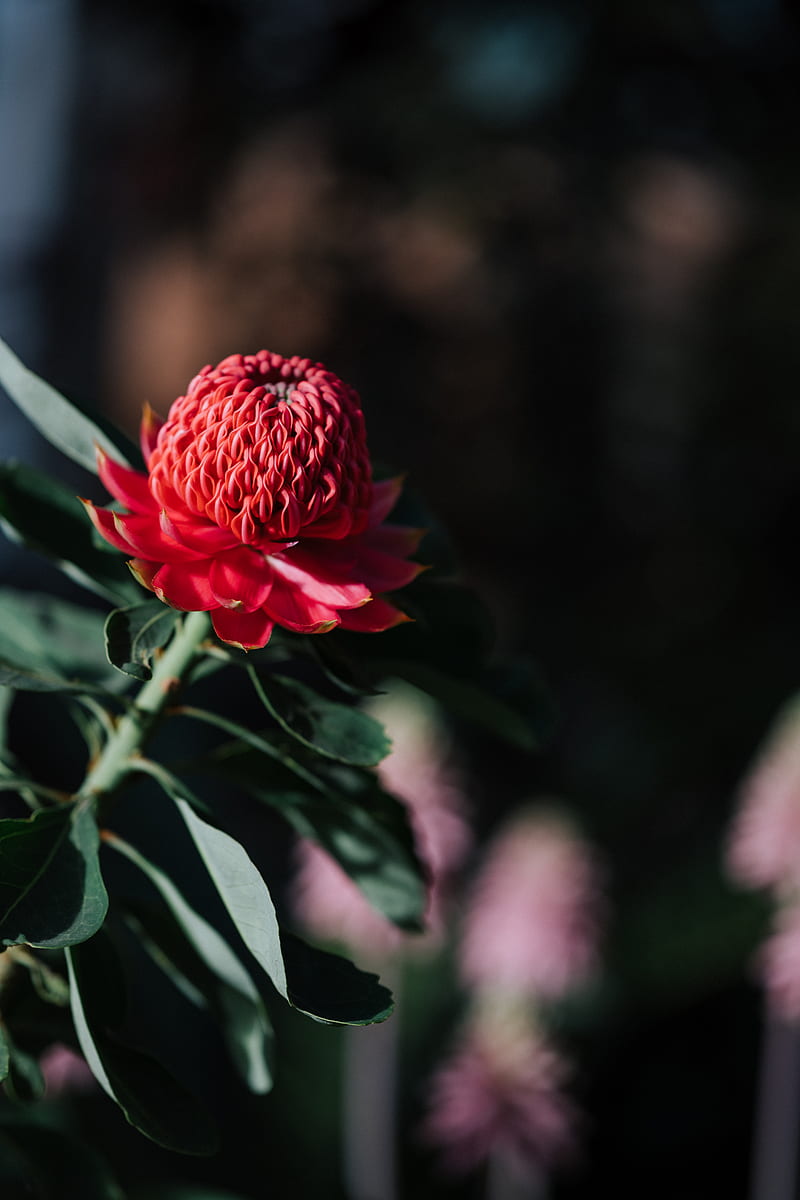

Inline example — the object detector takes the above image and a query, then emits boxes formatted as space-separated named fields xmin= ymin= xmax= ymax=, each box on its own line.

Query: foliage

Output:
xmin=0 ymin=340 xmax=547 ymax=1169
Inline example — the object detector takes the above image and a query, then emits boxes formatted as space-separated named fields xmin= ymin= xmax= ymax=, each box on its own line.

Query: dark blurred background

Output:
xmin=3 ymin=0 xmax=800 ymax=1196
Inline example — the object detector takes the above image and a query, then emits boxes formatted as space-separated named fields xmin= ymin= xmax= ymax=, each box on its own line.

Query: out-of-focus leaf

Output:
xmin=206 ymin=738 xmax=426 ymax=930
xmin=104 ymin=600 xmax=180 ymax=681
xmin=0 ymin=462 xmax=141 ymax=605
xmin=172 ymin=799 xmax=394 ymax=1024
xmin=66 ymin=934 xmax=218 ymax=1155
xmin=108 ymin=832 xmax=272 ymax=1094
xmin=0 ymin=1119 xmax=124 ymax=1199
xmin=0 ymin=336 xmax=135 ymax=472
xmin=0 ymin=1023 xmax=8 ymax=1082
xmin=3 ymin=1035 xmax=45 ymax=1101
xmin=0 ymin=801 xmax=108 ymax=949
xmin=248 ymin=667 xmax=391 ymax=766
xmin=0 ymin=590 xmax=118 ymax=699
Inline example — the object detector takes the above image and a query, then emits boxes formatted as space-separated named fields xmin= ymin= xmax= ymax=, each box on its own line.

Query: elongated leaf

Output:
xmin=2 ymin=1034 xmax=44 ymax=1100
xmin=172 ymin=799 xmax=393 ymax=1024
xmin=0 ymin=589 xmax=112 ymax=682
xmin=206 ymin=740 xmax=426 ymax=930
xmin=108 ymin=833 xmax=272 ymax=1093
xmin=248 ymin=668 xmax=391 ymax=766
xmin=66 ymin=935 xmax=218 ymax=1154
xmin=0 ymin=1023 xmax=8 ymax=1082
xmin=0 ymin=462 xmax=141 ymax=605
xmin=0 ymin=801 xmax=108 ymax=948
xmin=0 ymin=336 xmax=134 ymax=471
xmin=105 ymin=600 xmax=179 ymax=681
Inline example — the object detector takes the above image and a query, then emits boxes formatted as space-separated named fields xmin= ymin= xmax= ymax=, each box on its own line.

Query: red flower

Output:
xmin=84 ymin=351 xmax=423 ymax=649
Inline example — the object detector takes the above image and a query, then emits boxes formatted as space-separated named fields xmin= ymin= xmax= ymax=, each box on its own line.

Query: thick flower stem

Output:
xmin=80 ymin=610 xmax=211 ymax=810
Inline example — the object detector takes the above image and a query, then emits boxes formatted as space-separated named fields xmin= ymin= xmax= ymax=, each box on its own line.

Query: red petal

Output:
xmin=212 ymin=607 xmax=274 ymax=650
xmin=140 ymin=403 xmax=164 ymax=465
xmin=81 ymin=500 xmax=140 ymax=555
xmin=160 ymin=511 xmax=239 ymax=555
xmin=369 ymin=477 xmax=404 ymax=527
xmin=152 ymin=561 xmax=218 ymax=610
xmin=113 ymin=512 xmax=202 ymax=562
xmin=353 ymin=546 xmax=425 ymax=593
xmin=339 ymin=597 xmax=411 ymax=632
xmin=263 ymin=576 xmax=340 ymax=633
xmin=128 ymin=559 xmax=160 ymax=591
xmin=97 ymin=450 xmax=157 ymax=515
xmin=270 ymin=552 xmax=371 ymax=609
xmin=210 ymin=546 xmax=274 ymax=611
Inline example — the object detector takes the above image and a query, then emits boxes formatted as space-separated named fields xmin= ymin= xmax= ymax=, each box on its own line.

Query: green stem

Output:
xmin=80 ymin=610 xmax=211 ymax=809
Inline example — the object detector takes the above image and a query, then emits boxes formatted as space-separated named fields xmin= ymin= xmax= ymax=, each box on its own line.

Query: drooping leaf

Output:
xmin=104 ymin=600 xmax=180 ymax=681
xmin=0 ymin=336 xmax=135 ymax=472
xmin=171 ymin=799 xmax=393 ymax=1024
xmin=0 ymin=462 xmax=141 ymax=605
xmin=66 ymin=934 xmax=218 ymax=1155
xmin=108 ymin=832 xmax=272 ymax=1094
xmin=281 ymin=933 xmax=393 ymax=1025
xmin=248 ymin=667 xmax=391 ymax=766
xmin=0 ymin=801 xmax=108 ymax=948
xmin=205 ymin=738 xmax=426 ymax=930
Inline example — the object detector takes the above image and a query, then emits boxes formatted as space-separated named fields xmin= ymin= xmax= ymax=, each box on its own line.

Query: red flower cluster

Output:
xmin=84 ymin=351 xmax=423 ymax=648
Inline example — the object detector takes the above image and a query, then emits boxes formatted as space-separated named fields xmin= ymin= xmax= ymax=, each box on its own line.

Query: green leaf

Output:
xmin=172 ymin=799 xmax=393 ymax=1024
xmin=207 ymin=739 xmax=426 ymax=930
xmin=66 ymin=934 xmax=219 ymax=1155
xmin=2 ymin=1035 xmax=45 ymax=1101
xmin=0 ymin=336 xmax=135 ymax=472
xmin=0 ymin=589 xmax=118 ymax=697
xmin=248 ymin=668 xmax=391 ymax=766
xmin=104 ymin=600 xmax=180 ymax=681
xmin=0 ymin=462 xmax=141 ymax=605
xmin=0 ymin=1023 xmax=8 ymax=1083
xmin=281 ymin=933 xmax=393 ymax=1025
xmin=0 ymin=1119 xmax=124 ymax=1200
xmin=108 ymin=832 xmax=272 ymax=1094
xmin=0 ymin=801 xmax=108 ymax=948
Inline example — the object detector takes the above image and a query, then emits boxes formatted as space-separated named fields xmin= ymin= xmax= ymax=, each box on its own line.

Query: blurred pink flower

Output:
xmin=422 ymin=1006 xmax=577 ymax=1175
xmin=459 ymin=809 xmax=602 ymax=999
xmin=40 ymin=1043 xmax=95 ymax=1097
xmin=727 ymin=699 xmax=800 ymax=894
xmin=759 ymin=904 xmax=800 ymax=1022
xmin=292 ymin=687 xmax=471 ymax=960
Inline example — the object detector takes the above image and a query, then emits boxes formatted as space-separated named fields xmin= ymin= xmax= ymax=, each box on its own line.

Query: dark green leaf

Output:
xmin=248 ymin=668 xmax=391 ymax=766
xmin=0 ymin=336 xmax=135 ymax=472
xmin=3 ymin=1035 xmax=45 ymax=1101
xmin=207 ymin=738 xmax=426 ymax=930
xmin=0 ymin=462 xmax=141 ymax=605
xmin=172 ymin=798 xmax=394 ymax=1024
xmin=0 ymin=589 xmax=118 ymax=697
xmin=108 ymin=832 xmax=272 ymax=1093
xmin=0 ymin=1119 xmax=124 ymax=1200
xmin=281 ymin=933 xmax=393 ymax=1025
xmin=0 ymin=1023 xmax=8 ymax=1082
xmin=0 ymin=801 xmax=108 ymax=948
xmin=66 ymin=934 xmax=218 ymax=1155
xmin=105 ymin=600 xmax=180 ymax=681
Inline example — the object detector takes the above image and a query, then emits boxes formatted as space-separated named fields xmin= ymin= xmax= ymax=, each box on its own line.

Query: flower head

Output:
xmin=727 ymin=698 xmax=800 ymax=895
xmin=459 ymin=808 xmax=602 ymax=1000
xmin=422 ymin=1003 xmax=578 ymax=1175
xmin=84 ymin=350 xmax=423 ymax=648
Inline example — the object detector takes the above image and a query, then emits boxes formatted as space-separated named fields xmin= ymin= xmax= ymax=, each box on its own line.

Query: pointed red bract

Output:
xmin=90 ymin=350 xmax=420 ymax=648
